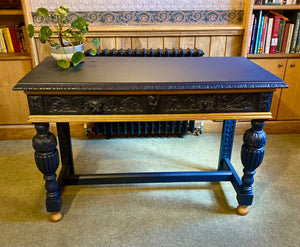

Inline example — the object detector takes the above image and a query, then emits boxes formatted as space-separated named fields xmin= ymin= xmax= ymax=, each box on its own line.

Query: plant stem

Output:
xmin=58 ymin=15 xmax=64 ymax=47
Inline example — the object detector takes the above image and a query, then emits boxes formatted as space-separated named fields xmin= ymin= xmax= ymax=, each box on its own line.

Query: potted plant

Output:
xmin=28 ymin=5 xmax=90 ymax=68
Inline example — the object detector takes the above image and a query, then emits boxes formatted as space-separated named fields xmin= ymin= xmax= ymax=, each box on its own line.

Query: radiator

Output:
xmin=91 ymin=121 xmax=196 ymax=139
xmin=85 ymin=48 xmax=204 ymax=138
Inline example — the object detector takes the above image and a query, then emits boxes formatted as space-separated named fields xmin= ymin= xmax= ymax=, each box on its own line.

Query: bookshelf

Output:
xmin=242 ymin=0 xmax=300 ymax=121
xmin=0 ymin=0 xmax=32 ymax=125
xmin=0 ymin=7 xmax=31 ymax=58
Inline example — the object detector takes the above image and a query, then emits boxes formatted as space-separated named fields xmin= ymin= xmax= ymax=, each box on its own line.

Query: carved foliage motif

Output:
xmin=45 ymin=96 xmax=146 ymax=114
xmin=27 ymin=93 xmax=273 ymax=115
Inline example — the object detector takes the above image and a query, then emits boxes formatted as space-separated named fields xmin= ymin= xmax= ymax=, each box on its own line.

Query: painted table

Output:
xmin=13 ymin=56 xmax=287 ymax=221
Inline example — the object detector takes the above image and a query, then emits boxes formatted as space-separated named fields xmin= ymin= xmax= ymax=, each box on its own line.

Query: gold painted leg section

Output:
xmin=237 ymin=205 xmax=249 ymax=215
xmin=50 ymin=212 xmax=63 ymax=222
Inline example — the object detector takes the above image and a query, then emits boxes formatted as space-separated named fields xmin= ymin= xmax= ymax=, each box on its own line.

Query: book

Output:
xmin=270 ymin=16 xmax=281 ymax=53
xmin=286 ymin=23 xmax=294 ymax=53
xmin=15 ymin=24 xmax=23 ymax=53
xmin=250 ymin=16 xmax=258 ymax=54
xmin=276 ymin=19 xmax=286 ymax=52
xmin=2 ymin=27 xmax=14 ymax=52
xmin=295 ymin=30 xmax=300 ymax=52
xmin=0 ymin=29 xmax=4 ymax=52
xmin=264 ymin=17 xmax=274 ymax=53
xmin=280 ymin=23 xmax=290 ymax=53
xmin=290 ymin=12 xmax=300 ymax=53
xmin=8 ymin=26 xmax=21 ymax=53
xmin=2 ymin=30 xmax=8 ymax=52
xmin=259 ymin=15 xmax=268 ymax=54
xmin=269 ymin=10 xmax=289 ymax=21
xmin=255 ymin=11 xmax=263 ymax=54
xmin=247 ymin=14 xmax=255 ymax=55
xmin=21 ymin=25 xmax=30 ymax=52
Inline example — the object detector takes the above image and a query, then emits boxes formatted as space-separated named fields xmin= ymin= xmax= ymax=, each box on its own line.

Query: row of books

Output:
xmin=247 ymin=11 xmax=300 ymax=55
xmin=0 ymin=23 xmax=30 ymax=53
xmin=255 ymin=0 xmax=300 ymax=5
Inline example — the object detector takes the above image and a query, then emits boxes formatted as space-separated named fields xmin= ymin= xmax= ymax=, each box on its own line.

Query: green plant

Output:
xmin=28 ymin=5 xmax=89 ymax=68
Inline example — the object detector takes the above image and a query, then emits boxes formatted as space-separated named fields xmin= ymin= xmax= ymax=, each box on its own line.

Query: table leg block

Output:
xmin=32 ymin=123 xmax=62 ymax=213
xmin=238 ymin=119 xmax=267 ymax=212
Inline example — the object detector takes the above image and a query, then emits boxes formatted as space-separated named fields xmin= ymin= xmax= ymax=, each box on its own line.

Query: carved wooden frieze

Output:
xmin=27 ymin=93 xmax=273 ymax=115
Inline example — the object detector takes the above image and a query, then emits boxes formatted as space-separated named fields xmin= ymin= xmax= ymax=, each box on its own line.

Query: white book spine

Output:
xmin=265 ymin=18 xmax=274 ymax=54
xmin=286 ymin=24 xmax=294 ymax=53
xmin=247 ymin=14 xmax=255 ymax=55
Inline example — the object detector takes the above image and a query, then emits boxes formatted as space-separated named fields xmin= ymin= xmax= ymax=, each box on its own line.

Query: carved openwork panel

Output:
xmin=27 ymin=93 xmax=273 ymax=115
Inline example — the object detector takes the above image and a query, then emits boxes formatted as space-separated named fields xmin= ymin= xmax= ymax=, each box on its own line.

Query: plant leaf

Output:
xmin=57 ymin=60 xmax=70 ymax=69
xmin=39 ymin=26 xmax=53 ymax=43
xmin=71 ymin=17 xmax=89 ymax=31
xmin=92 ymin=38 xmax=100 ymax=49
xmin=60 ymin=5 xmax=69 ymax=13
xmin=90 ymin=49 xmax=97 ymax=56
xmin=71 ymin=52 xmax=84 ymax=67
xmin=54 ymin=7 xmax=68 ymax=18
xmin=27 ymin=24 xmax=35 ymax=38
xmin=37 ymin=8 xmax=49 ymax=17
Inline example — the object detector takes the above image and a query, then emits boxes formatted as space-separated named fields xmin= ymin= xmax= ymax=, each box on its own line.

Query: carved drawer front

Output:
xmin=27 ymin=93 xmax=273 ymax=115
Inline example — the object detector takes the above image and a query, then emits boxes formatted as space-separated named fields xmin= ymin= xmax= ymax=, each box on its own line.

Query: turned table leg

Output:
xmin=237 ymin=119 xmax=267 ymax=215
xmin=32 ymin=123 xmax=62 ymax=222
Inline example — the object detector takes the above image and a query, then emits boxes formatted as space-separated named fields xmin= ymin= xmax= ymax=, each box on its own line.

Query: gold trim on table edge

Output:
xmin=28 ymin=112 xmax=273 ymax=123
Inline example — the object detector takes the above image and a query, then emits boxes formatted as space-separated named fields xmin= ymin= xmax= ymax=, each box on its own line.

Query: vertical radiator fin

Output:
xmin=93 ymin=121 xmax=194 ymax=138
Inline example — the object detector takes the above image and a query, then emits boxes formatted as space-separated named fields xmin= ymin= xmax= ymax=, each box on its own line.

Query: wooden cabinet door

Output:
xmin=277 ymin=59 xmax=300 ymax=120
xmin=250 ymin=59 xmax=287 ymax=119
xmin=0 ymin=60 xmax=32 ymax=124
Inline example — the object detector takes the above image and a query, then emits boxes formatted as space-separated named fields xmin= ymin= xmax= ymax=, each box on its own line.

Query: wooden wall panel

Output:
xmin=225 ymin=36 xmax=243 ymax=57
xmin=34 ymin=27 xmax=244 ymax=62
xmin=164 ymin=37 xmax=180 ymax=49
xmin=210 ymin=36 xmax=226 ymax=57
xmin=180 ymin=37 xmax=195 ymax=49
xmin=116 ymin=37 xmax=132 ymax=49
xmin=132 ymin=38 xmax=148 ymax=49
xmin=195 ymin=37 xmax=211 ymax=56
xmin=35 ymin=39 xmax=50 ymax=62
xmin=99 ymin=38 xmax=116 ymax=49
xmin=148 ymin=37 xmax=164 ymax=49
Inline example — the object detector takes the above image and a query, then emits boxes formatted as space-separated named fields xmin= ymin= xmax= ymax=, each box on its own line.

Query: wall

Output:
xmin=29 ymin=0 xmax=246 ymax=62
xmin=30 ymin=0 xmax=244 ymax=26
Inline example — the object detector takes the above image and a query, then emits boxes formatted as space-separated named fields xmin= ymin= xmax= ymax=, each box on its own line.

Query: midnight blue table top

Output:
xmin=14 ymin=56 xmax=287 ymax=91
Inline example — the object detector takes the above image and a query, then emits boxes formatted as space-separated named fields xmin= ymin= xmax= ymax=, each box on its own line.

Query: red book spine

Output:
xmin=8 ymin=27 xmax=21 ymax=53
xmin=270 ymin=16 xmax=281 ymax=54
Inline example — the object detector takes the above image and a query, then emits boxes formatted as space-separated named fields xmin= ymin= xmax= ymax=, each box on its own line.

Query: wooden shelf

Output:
xmin=247 ymin=53 xmax=300 ymax=59
xmin=253 ymin=4 xmax=300 ymax=11
xmin=0 ymin=9 xmax=23 ymax=15
xmin=0 ymin=52 xmax=31 ymax=60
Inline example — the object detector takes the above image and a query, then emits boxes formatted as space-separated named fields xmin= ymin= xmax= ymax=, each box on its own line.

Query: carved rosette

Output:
xmin=28 ymin=95 xmax=43 ymax=114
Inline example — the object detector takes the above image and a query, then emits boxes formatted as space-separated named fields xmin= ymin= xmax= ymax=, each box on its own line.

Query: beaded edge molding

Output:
xmin=32 ymin=10 xmax=243 ymax=26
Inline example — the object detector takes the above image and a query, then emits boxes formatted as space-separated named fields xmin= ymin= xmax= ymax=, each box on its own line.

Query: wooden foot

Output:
xmin=237 ymin=205 xmax=249 ymax=216
xmin=50 ymin=212 xmax=63 ymax=222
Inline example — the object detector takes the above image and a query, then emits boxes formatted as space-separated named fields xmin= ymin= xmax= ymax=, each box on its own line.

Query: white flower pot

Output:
xmin=49 ymin=43 xmax=84 ymax=61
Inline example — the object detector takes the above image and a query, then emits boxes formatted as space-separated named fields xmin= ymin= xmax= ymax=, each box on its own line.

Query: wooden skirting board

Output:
xmin=1 ymin=120 xmax=300 ymax=140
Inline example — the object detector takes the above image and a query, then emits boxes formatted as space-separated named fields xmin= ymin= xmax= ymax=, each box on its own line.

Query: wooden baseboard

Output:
xmin=1 ymin=120 xmax=300 ymax=140
xmin=0 ymin=124 xmax=36 ymax=140
xmin=199 ymin=120 xmax=300 ymax=135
